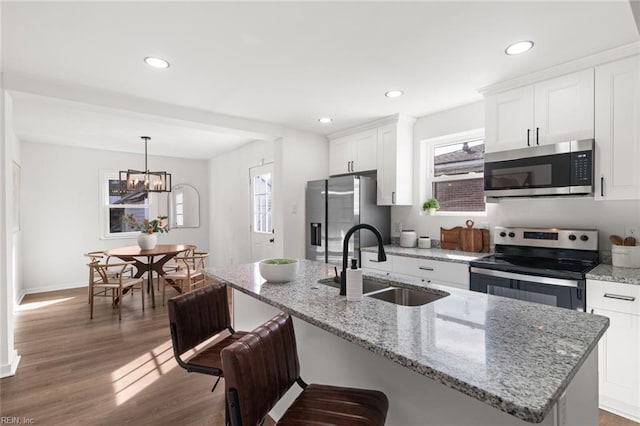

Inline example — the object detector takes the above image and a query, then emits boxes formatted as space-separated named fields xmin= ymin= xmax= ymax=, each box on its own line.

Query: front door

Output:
xmin=250 ymin=163 xmax=276 ymax=262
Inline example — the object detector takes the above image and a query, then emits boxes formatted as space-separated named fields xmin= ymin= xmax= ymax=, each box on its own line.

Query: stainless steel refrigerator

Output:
xmin=306 ymin=175 xmax=390 ymax=265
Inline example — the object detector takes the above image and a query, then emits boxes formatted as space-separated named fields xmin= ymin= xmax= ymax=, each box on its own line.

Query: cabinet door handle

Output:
xmin=527 ymin=129 xmax=531 ymax=147
xmin=419 ymin=266 xmax=434 ymax=271
xmin=536 ymin=127 xmax=539 ymax=145
xmin=600 ymin=177 xmax=604 ymax=197
xmin=350 ymin=161 xmax=354 ymax=172
xmin=391 ymin=191 xmax=396 ymax=204
xmin=590 ymin=308 xmax=594 ymax=314
xmin=604 ymin=293 xmax=636 ymax=302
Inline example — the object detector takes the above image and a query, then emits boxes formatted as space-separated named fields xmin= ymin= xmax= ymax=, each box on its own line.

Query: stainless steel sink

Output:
xmin=318 ymin=277 xmax=390 ymax=294
xmin=366 ymin=287 xmax=449 ymax=306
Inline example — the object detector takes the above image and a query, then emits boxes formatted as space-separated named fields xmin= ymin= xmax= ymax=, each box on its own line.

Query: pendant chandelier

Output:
xmin=119 ymin=136 xmax=171 ymax=193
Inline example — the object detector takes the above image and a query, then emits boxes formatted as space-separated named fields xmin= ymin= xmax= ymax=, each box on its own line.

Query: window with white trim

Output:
xmin=100 ymin=170 xmax=152 ymax=238
xmin=426 ymin=131 xmax=485 ymax=213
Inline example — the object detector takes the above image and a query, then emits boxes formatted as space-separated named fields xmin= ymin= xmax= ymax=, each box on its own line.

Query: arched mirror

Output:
xmin=169 ymin=184 xmax=200 ymax=228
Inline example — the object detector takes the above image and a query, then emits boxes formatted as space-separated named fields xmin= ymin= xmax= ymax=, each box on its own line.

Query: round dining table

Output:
xmin=106 ymin=244 xmax=196 ymax=308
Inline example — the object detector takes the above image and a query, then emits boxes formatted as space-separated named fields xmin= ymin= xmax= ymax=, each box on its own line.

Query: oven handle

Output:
xmin=470 ymin=267 xmax=580 ymax=288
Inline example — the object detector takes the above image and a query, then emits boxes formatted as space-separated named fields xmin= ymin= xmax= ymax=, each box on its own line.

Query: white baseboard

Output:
xmin=0 ymin=350 xmax=21 ymax=378
xmin=21 ymin=281 xmax=87 ymax=297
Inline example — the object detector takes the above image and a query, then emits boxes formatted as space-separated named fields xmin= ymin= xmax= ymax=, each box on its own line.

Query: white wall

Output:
xmin=208 ymin=139 xmax=275 ymax=266
xmin=392 ymin=101 xmax=640 ymax=251
xmin=21 ymin=142 xmax=210 ymax=294
xmin=207 ymin=130 xmax=328 ymax=266
xmin=280 ymin=129 xmax=329 ymax=258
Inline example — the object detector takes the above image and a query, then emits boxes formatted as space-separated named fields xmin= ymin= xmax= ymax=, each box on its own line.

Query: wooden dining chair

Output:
xmin=161 ymin=252 xmax=209 ymax=306
xmin=84 ymin=251 xmax=133 ymax=303
xmin=87 ymin=260 xmax=145 ymax=320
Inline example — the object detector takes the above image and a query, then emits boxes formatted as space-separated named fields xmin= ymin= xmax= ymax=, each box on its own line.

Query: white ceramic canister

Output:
xmin=400 ymin=230 xmax=417 ymax=248
xmin=418 ymin=236 xmax=431 ymax=249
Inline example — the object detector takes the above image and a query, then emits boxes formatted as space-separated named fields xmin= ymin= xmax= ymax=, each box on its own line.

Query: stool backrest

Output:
xmin=168 ymin=283 xmax=232 ymax=354
xmin=222 ymin=313 xmax=301 ymax=426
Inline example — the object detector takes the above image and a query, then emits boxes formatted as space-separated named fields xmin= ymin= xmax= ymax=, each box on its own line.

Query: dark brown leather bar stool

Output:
xmin=221 ymin=312 xmax=389 ymax=426
xmin=168 ymin=283 xmax=247 ymax=393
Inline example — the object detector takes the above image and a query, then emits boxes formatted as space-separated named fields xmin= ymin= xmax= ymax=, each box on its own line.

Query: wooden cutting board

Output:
xmin=440 ymin=226 xmax=463 ymax=250
xmin=459 ymin=220 xmax=490 ymax=253
xmin=441 ymin=221 xmax=490 ymax=252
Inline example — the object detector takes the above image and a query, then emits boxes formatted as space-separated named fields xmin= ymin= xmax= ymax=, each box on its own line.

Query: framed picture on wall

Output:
xmin=12 ymin=161 xmax=20 ymax=232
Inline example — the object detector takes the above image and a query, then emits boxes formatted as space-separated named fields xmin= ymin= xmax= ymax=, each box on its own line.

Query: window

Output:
xmin=100 ymin=170 xmax=151 ymax=238
xmin=426 ymin=131 xmax=485 ymax=213
xmin=252 ymin=172 xmax=272 ymax=233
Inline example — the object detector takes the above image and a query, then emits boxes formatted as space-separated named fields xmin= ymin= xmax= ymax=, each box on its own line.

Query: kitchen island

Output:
xmin=205 ymin=259 xmax=609 ymax=425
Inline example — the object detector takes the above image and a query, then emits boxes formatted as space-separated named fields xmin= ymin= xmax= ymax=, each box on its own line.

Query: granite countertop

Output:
xmin=587 ymin=264 xmax=640 ymax=285
xmin=362 ymin=244 xmax=492 ymax=264
xmin=205 ymin=259 xmax=609 ymax=424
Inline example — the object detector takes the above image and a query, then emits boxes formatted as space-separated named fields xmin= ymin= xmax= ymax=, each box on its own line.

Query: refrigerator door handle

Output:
xmin=392 ymin=191 xmax=396 ymax=204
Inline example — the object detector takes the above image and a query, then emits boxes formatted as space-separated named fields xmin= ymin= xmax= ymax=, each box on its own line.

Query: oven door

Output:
xmin=470 ymin=267 xmax=585 ymax=311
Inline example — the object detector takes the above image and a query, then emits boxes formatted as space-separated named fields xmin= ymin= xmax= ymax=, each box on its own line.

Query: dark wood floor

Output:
xmin=1 ymin=286 xmax=637 ymax=426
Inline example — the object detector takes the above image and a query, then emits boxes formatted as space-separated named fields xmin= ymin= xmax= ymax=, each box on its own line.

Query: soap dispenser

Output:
xmin=346 ymin=258 xmax=363 ymax=302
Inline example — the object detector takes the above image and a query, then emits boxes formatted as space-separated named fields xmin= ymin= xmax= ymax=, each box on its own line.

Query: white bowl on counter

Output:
xmin=259 ymin=259 xmax=300 ymax=282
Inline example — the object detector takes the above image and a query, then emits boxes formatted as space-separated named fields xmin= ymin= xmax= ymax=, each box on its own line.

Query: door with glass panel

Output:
xmin=250 ymin=164 xmax=276 ymax=262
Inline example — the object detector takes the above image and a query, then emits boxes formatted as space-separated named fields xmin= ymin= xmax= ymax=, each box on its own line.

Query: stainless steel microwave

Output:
xmin=484 ymin=139 xmax=594 ymax=200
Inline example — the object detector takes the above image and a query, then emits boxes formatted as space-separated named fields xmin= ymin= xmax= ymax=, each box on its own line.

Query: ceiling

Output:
xmin=3 ymin=1 xmax=639 ymax=159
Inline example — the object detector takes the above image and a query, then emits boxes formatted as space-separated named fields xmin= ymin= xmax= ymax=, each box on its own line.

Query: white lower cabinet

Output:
xmin=362 ymin=253 xmax=469 ymax=290
xmin=587 ymin=279 xmax=640 ymax=422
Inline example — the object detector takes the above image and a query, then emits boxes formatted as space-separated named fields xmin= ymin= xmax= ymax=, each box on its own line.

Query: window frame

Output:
xmin=421 ymin=128 xmax=486 ymax=216
xmin=99 ymin=170 xmax=157 ymax=239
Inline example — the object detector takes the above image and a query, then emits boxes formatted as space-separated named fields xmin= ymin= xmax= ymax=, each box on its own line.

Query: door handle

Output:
xmin=527 ymin=129 xmax=530 ymax=147
xmin=350 ymin=161 xmax=354 ymax=172
xmin=392 ymin=191 xmax=396 ymax=204
xmin=536 ymin=127 xmax=539 ymax=145
xmin=419 ymin=266 xmax=434 ymax=271
xmin=600 ymin=177 xmax=604 ymax=197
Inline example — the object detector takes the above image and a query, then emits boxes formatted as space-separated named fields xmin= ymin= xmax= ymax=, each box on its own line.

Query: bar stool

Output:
xmin=167 ymin=283 xmax=247 ymax=393
xmin=221 ymin=312 xmax=389 ymax=426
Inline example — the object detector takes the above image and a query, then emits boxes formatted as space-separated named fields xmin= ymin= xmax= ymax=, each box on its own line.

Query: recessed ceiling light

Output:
xmin=318 ymin=117 xmax=333 ymax=124
xmin=144 ymin=57 xmax=170 ymax=69
xmin=385 ymin=90 xmax=404 ymax=98
xmin=505 ymin=40 xmax=534 ymax=56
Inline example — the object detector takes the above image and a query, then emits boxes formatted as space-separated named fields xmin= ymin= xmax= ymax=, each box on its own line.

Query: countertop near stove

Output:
xmin=362 ymin=244 xmax=492 ymax=264
xmin=587 ymin=264 xmax=640 ymax=285
xmin=206 ymin=259 xmax=609 ymax=424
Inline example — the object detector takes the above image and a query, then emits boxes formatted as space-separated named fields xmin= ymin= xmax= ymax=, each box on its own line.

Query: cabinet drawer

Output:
xmin=393 ymin=256 xmax=469 ymax=286
xmin=361 ymin=251 xmax=393 ymax=272
xmin=588 ymin=279 xmax=640 ymax=315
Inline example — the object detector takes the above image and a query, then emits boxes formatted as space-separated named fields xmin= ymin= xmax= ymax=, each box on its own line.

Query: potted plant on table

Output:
xmin=422 ymin=198 xmax=440 ymax=216
xmin=124 ymin=214 xmax=170 ymax=250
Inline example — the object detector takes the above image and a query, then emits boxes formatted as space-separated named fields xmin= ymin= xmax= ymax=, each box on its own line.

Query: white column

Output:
xmin=0 ymin=85 xmax=20 ymax=378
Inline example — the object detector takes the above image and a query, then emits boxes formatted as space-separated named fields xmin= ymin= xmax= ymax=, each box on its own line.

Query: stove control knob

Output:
xmin=499 ymin=231 xmax=507 ymax=237
xmin=508 ymin=232 xmax=516 ymax=238
xmin=568 ymin=234 xmax=577 ymax=241
xmin=580 ymin=235 xmax=589 ymax=242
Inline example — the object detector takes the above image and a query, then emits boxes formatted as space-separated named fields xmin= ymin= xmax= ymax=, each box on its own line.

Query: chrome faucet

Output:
xmin=340 ymin=224 xmax=387 ymax=296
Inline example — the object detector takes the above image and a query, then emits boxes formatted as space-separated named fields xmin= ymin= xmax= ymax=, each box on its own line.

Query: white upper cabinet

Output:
xmin=485 ymin=85 xmax=534 ymax=153
xmin=376 ymin=118 xmax=414 ymax=206
xmin=328 ymin=129 xmax=377 ymax=176
xmin=485 ymin=69 xmax=595 ymax=153
xmin=595 ymin=55 xmax=640 ymax=200
xmin=328 ymin=114 xmax=415 ymax=206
